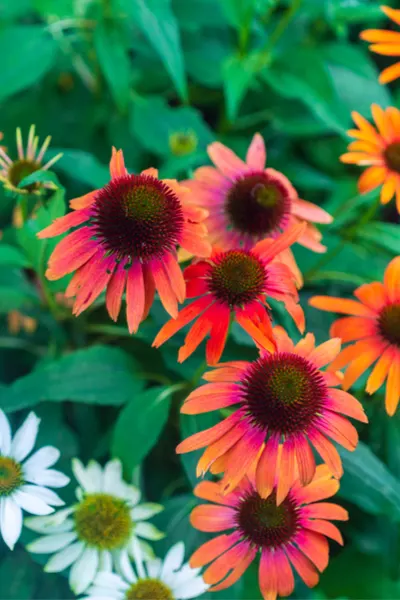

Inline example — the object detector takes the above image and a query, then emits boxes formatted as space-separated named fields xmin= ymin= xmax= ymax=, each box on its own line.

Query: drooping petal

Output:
xmin=246 ymin=133 xmax=266 ymax=169
xmin=106 ymin=260 xmax=128 ymax=321
xmin=126 ymin=261 xmax=145 ymax=334
xmin=207 ymin=142 xmax=248 ymax=179
xmin=153 ymin=296 xmax=214 ymax=348
xmin=109 ymin=147 xmax=127 ymax=178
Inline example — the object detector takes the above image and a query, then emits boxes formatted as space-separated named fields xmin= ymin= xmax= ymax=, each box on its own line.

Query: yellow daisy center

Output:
xmin=74 ymin=493 xmax=132 ymax=550
xmin=126 ymin=579 xmax=174 ymax=600
xmin=0 ymin=457 xmax=23 ymax=496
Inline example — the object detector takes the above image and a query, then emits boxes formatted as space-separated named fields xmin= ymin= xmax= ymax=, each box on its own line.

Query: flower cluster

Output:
xmin=2 ymin=20 xmax=399 ymax=595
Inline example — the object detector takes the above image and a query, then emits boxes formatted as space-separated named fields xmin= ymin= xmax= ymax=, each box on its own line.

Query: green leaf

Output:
xmin=356 ymin=222 xmax=400 ymax=256
xmin=0 ymin=345 xmax=144 ymax=412
xmin=48 ymin=149 xmax=110 ymax=189
xmin=131 ymin=0 xmax=188 ymax=101
xmin=180 ymin=412 xmax=220 ymax=487
xmin=0 ymin=269 xmax=38 ymax=314
xmin=112 ymin=386 xmax=174 ymax=476
xmin=223 ymin=53 xmax=259 ymax=121
xmin=0 ymin=244 xmax=30 ymax=268
xmin=338 ymin=442 xmax=400 ymax=519
xmin=18 ymin=169 xmax=60 ymax=189
xmin=0 ymin=550 xmax=37 ymax=599
xmin=94 ymin=22 xmax=131 ymax=112
xmin=0 ymin=26 xmax=57 ymax=102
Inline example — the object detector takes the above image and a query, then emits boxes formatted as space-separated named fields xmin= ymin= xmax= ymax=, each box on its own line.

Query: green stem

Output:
xmin=38 ymin=240 xmax=60 ymax=319
xmin=260 ymin=0 xmax=303 ymax=62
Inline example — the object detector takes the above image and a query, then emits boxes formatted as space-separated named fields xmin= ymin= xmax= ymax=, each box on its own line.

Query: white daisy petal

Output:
xmin=116 ymin=549 xmax=137 ymax=583
xmin=28 ymin=532 xmax=77 ymax=553
xmin=94 ymin=572 xmax=128 ymax=591
xmin=124 ymin=485 xmax=141 ymax=506
xmin=85 ymin=587 xmax=124 ymax=599
xmin=19 ymin=484 xmax=64 ymax=507
xmin=0 ymin=409 xmax=12 ymax=455
xmin=72 ymin=458 xmax=92 ymax=492
xmin=131 ymin=537 xmax=146 ymax=579
xmin=102 ymin=459 xmax=123 ymax=493
xmin=0 ymin=497 xmax=22 ymax=550
xmin=25 ymin=514 xmax=74 ymax=534
xmin=45 ymin=541 xmax=85 ymax=573
xmin=173 ymin=564 xmax=202 ymax=587
xmin=25 ymin=468 xmax=70 ymax=488
xmin=70 ymin=547 xmax=99 ymax=594
xmin=137 ymin=539 xmax=155 ymax=560
xmin=131 ymin=503 xmax=163 ymax=521
xmin=134 ymin=522 xmax=165 ymax=541
xmin=10 ymin=412 xmax=40 ymax=462
xmin=86 ymin=461 xmax=103 ymax=491
xmin=146 ymin=558 xmax=162 ymax=579
xmin=161 ymin=542 xmax=185 ymax=579
xmin=23 ymin=446 xmax=60 ymax=473
xmin=12 ymin=490 xmax=54 ymax=516
xmin=174 ymin=576 xmax=209 ymax=599
xmin=98 ymin=550 xmax=113 ymax=573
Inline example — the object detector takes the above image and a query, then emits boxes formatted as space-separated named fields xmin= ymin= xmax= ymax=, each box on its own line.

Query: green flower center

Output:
xmin=0 ymin=457 xmax=23 ymax=496
xmin=126 ymin=579 xmax=174 ymax=600
xmin=237 ymin=491 xmax=298 ymax=548
xmin=384 ymin=142 xmax=400 ymax=173
xmin=226 ymin=171 xmax=291 ymax=237
xmin=242 ymin=352 xmax=327 ymax=435
xmin=74 ymin=493 xmax=132 ymax=550
xmin=8 ymin=159 xmax=40 ymax=191
xmin=169 ymin=131 xmax=198 ymax=156
xmin=378 ymin=303 xmax=400 ymax=347
xmin=208 ymin=249 xmax=266 ymax=307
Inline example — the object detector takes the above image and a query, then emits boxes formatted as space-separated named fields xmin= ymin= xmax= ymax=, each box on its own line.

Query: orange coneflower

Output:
xmin=189 ymin=465 xmax=348 ymax=600
xmin=184 ymin=134 xmax=332 ymax=284
xmin=153 ymin=225 xmax=306 ymax=365
xmin=0 ymin=126 xmax=62 ymax=195
xmin=176 ymin=327 xmax=367 ymax=499
xmin=38 ymin=148 xmax=211 ymax=332
xmin=310 ymin=256 xmax=400 ymax=415
xmin=341 ymin=104 xmax=400 ymax=213
xmin=361 ymin=6 xmax=400 ymax=84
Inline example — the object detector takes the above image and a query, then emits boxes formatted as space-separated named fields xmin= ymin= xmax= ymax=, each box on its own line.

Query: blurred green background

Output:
xmin=0 ymin=0 xmax=400 ymax=598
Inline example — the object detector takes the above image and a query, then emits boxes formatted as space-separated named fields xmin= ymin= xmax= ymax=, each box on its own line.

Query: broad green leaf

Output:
xmin=131 ymin=0 xmax=188 ymax=101
xmin=356 ymin=222 xmax=400 ymax=256
xmin=262 ymin=46 xmax=349 ymax=134
xmin=338 ymin=442 xmax=400 ymax=519
xmin=0 ymin=345 xmax=143 ymax=412
xmin=48 ymin=149 xmax=110 ymax=188
xmin=0 ymin=26 xmax=57 ymax=102
xmin=0 ymin=244 xmax=30 ymax=268
xmin=0 ymin=550 xmax=37 ymax=599
xmin=180 ymin=412 xmax=220 ymax=487
xmin=223 ymin=53 xmax=259 ymax=121
xmin=112 ymin=386 xmax=174 ymax=476
xmin=18 ymin=169 xmax=60 ymax=189
xmin=94 ymin=23 xmax=131 ymax=112
xmin=323 ymin=43 xmax=391 ymax=118
xmin=0 ymin=269 xmax=38 ymax=314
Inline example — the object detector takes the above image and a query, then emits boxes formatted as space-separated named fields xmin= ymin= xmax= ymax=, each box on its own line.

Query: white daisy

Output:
xmin=83 ymin=541 xmax=208 ymax=600
xmin=0 ymin=408 xmax=69 ymax=551
xmin=26 ymin=458 xmax=164 ymax=595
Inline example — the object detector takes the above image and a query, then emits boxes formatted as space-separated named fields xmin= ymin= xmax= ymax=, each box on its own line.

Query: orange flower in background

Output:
xmin=153 ymin=224 xmax=306 ymax=365
xmin=341 ymin=105 xmax=400 ymax=213
xmin=38 ymin=148 xmax=211 ymax=332
xmin=0 ymin=125 xmax=62 ymax=195
xmin=176 ymin=328 xmax=367 ymax=499
xmin=310 ymin=256 xmax=400 ymax=415
xmin=361 ymin=6 xmax=400 ymax=84
xmin=190 ymin=465 xmax=348 ymax=600
xmin=185 ymin=133 xmax=332 ymax=284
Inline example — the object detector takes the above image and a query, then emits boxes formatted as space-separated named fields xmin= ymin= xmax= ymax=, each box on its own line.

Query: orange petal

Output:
xmin=190 ymin=533 xmax=239 ymax=568
xmin=207 ymin=142 xmax=247 ymax=179
xmin=304 ymin=519 xmax=344 ymax=545
xmin=274 ymin=549 xmax=295 ymax=598
xmin=308 ymin=338 xmax=341 ymax=369
xmin=284 ymin=545 xmax=319 ymax=588
xmin=276 ymin=439 xmax=297 ymax=505
xmin=106 ymin=260 xmax=128 ymax=321
xmin=220 ymin=428 xmax=265 ymax=494
xmin=331 ymin=316 xmax=375 ymax=343
xmin=384 ymin=256 xmax=400 ymax=302
xmin=253 ymin=222 xmax=306 ymax=263
xmin=354 ymin=281 xmax=386 ymax=311
xmin=209 ymin=546 xmax=256 ymax=592
xmin=371 ymin=103 xmax=394 ymax=141
xmin=308 ymin=429 xmax=343 ymax=479
xmin=293 ymin=435 xmax=316 ymax=486
xmin=193 ymin=481 xmax=240 ymax=507
xmin=328 ymin=388 xmax=368 ymax=423
xmin=163 ymin=253 xmax=186 ymax=303
xmin=366 ymin=345 xmax=395 ymax=394
xmin=178 ymin=303 xmax=217 ymax=363
xmin=309 ymin=296 xmax=375 ymax=317
xmin=303 ymin=502 xmax=349 ymax=521
xmin=381 ymin=5 xmax=400 ymax=26
xmin=109 ymin=147 xmax=127 ymax=178
xmin=381 ymin=174 xmax=397 ymax=203
xmin=196 ymin=421 xmax=248 ymax=477
xmin=190 ymin=504 xmax=235 ymax=532
xmin=203 ymin=540 xmax=251 ymax=585
xmin=379 ymin=62 xmax=400 ymax=84
xmin=256 ymin=434 xmax=280 ymax=499
xmin=151 ymin=259 xmax=178 ymax=318
xmin=153 ymin=296 xmax=213 ymax=348
xmin=259 ymin=549 xmax=278 ymax=600
xmin=385 ymin=356 xmax=400 ymax=416
xmin=126 ymin=262 xmax=145 ymax=334
xmin=358 ymin=166 xmax=387 ymax=193
xmin=291 ymin=197 xmax=333 ymax=224
xmin=360 ymin=29 xmax=400 ymax=43
xmin=205 ymin=303 xmax=231 ymax=365
xmin=342 ymin=344 xmax=382 ymax=390
xmin=176 ymin=414 xmax=237 ymax=454
xmin=295 ymin=531 xmax=329 ymax=572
